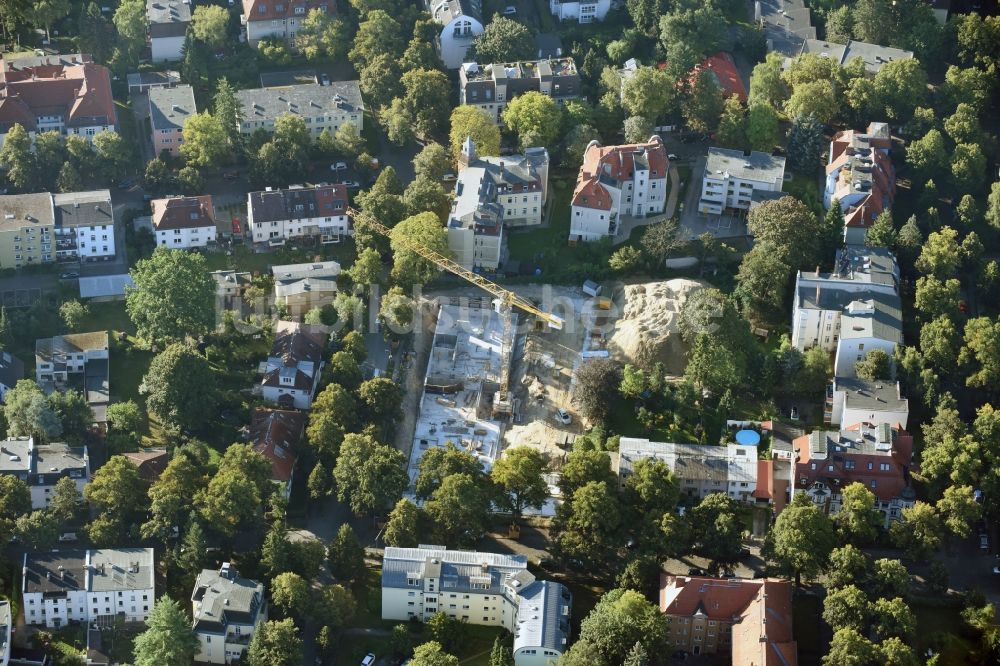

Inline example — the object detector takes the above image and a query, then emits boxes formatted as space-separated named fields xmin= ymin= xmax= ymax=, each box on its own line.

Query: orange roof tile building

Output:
xmin=660 ymin=574 xmax=797 ymax=664
xmin=823 ymin=122 xmax=895 ymax=245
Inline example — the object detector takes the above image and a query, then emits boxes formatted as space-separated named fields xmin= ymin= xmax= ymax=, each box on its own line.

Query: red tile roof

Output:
xmin=571 ymin=136 xmax=668 ymax=210
xmin=694 ymin=52 xmax=748 ymax=102
xmin=152 ymin=195 xmax=216 ymax=231
xmin=242 ymin=0 xmax=332 ymax=22
xmin=0 ymin=58 xmax=116 ymax=132
xmin=250 ymin=408 xmax=305 ymax=483
xmin=827 ymin=125 xmax=895 ymax=230
xmin=660 ymin=575 xmax=797 ymax=666
xmin=121 ymin=448 xmax=170 ymax=482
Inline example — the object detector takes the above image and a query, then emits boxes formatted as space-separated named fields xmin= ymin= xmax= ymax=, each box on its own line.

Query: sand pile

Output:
xmin=607 ymin=279 xmax=707 ymax=375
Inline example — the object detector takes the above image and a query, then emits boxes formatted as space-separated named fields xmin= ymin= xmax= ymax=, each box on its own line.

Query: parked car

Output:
xmin=361 ymin=654 xmax=376 ymax=666
xmin=58 ymin=532 xmax=77 ymax=542
xmin=687 ymin=567 xmax=706 ymax=576
xmin=59 ymin=271 xmax=80 ymax=280
xmin=116 ymin=178 xmax=135 ymax=190
xmin=320 ymin=72 xmax=330 ymax=86
xmin=503 ymin=5 xmax=517 ymax=14
xmin=981 ymin=534 xmax=989 ymax=550
xmin=442 ymin=172 xmax=458 ymax=182
xmin=722 ymin=569 xmax=736 ymax=578
xmin=555 ymin=409 xmax=571 ymax=425
xmin=331 ymin=161 xmax=349 ymax=172
xmin=340 ymin=179 xmax=361 ymax=189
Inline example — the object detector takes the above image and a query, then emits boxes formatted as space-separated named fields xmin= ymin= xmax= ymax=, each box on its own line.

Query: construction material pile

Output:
xmin=607 ymin=279 xmax=707 ymax=375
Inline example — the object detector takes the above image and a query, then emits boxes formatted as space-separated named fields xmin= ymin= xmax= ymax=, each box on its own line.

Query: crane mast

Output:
xmin=355 ymin=211 xmax=563 ymax=416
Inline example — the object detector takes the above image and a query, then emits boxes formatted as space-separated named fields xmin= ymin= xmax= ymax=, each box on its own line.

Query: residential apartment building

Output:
xmin=425 ymin=0 xmax=484 ymax=69
xmin=382 ymin=545 xmax=572 ymax=666
xmin=459 ymin=58 xmax=580 ymax=123
xmin=0 ymin=193 xmax=54 ymax=268
xmin=548 ymin=0 xmax=611 ymax=23
xmin=151 ymin=196 xmax=217 ymax=249
xmin=448 ymin=138 xmax=549 ymax=270
xmin=192 ymin=563 xmax=266 ymax=665
xmin=569 ymin=136 xmax=668 ymax=242
xmin=126 ymin=70 xmax=181 ymax=95
xmin=0 ymin=352 xmax=23 ymax=403
xmin=250 ymin=408 xmax=305 ymax=498
xmin=147 ymin=0 xmax=190 ymax=62
xmin=789 ymin=422 xmax=915 ymax=525
xmin=799 ymin=39 xmax=913 ymax=76
xmin=247 ymin=184 xmax=350 ymax=245
xmin=0 ymin=54 xmax=116 ymax=147
xmin=52 ymin=190 xmax=116 ymax=261
xmin=241 ymin=0 xmax=331 ymax=48
xmin=826 ymin=376 xmax=909 ymax=429
xmin=660 ymin=575 xmax=797 ymax=664
xmin=791 ymin=247 xmax=900 ymax=352
xmin=698 ymin=148 xmax=786 ymax=215
xmin=211 ymin=269 xmax=252 ymax=312
xmin=272 ymin=261 xmax=340 ymax=317
xmin=148 ymin=84 xmax=196 ymax=157
xmin=21 ymin=548 xmax=154 ymax=628
xmin=823 ymin=122 xmax=895 ymax=244
xmin=832 ymin=294 xmax=902 ymax=378
xmin=615 ymin=438 xmax=760 ymax=503
xmin=35 ymin=331 xmax=109 ymax=386
xmin=259 ymin=321 xmax=327 ymax=409
xmin=235 ymin=82 xmax=363 ymax=139
xmin=0 ymin=437 xmax=89 ymax=510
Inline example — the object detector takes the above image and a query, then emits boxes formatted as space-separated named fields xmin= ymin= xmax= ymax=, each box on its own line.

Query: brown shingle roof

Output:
xmin=121 ymin=448 xmax=169 ymax=482
xmin=151 ymin=195 xmax=216 ymax=231
xmin=249 ymin=408 xmax=305 ymax=483
xmin=0 ymin=60 xmax=116 ymax=131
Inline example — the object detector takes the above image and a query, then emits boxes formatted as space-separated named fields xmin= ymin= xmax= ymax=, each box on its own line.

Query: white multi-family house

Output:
xmin=548 ymin=0 xmax=610 ymax=23
xmin=426 ymin=0 xmax=484 ymax=69
xmin=458 ymin=58 xmax=580 ymax=123
xmin=0 ymin=437 xmax=89 ymax=510
xmin=826 ymin=376 xmax=909 ymax=429
xmin=382 ymin=546 xmax=572 ymax=666
xmin=259 ymin=321 xmax=327 ymax=409
xmin=241 ymin=0 xmax=331 ymax=48
xmin=247 ymin=184 xmax=350 ymax=245
xmin=21 ymin=548 xmax=155 ymax=628
xmin=147 ymin=0 xmax=190 ymax=62
xmin=151 ymin=196 xmax=217 ymax=249
xmin=698 ymin=148 xmax=786 ymax=215
xmin=791 ymin=247 xmax=900 ymax=353
xmin=192 ymin=563 xmax=267 ymax=665
xmin=0 ymin=54 xmax=117 ymax=148
xmin=615 ymin=438 xmax=762 ymax=503
xmin=569 ymin=136 xmax=668 ymax=242
xmin=35 ymin=331 xmax=109 ymax=386
xmin=235 ymin=82 xmax=363 ymax=139
xmin=833 ymin=295 xmax=902 ymax=379
xmin=52 ymin=190 xmax=116 ymax=261
xmin=823 ymin=122 xmax=896 ymax=245
xmin=271 ymin=261 xmax=340 ymax=318
xmin=448 ymin=138 xmax=549 ymax=270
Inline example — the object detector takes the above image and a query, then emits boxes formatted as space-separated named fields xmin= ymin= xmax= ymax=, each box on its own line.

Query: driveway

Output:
xmin=677 ymin=155 xmax=751 ymax=240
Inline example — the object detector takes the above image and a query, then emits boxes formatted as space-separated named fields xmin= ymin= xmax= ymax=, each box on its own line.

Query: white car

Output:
xmin=360 ymin=654 xmax=376 ymax=666
xmin=555 ymin=409 xmax=571 ymax=425
xmin=340 ymin=180 xmax=361 ymax=189
xmin=442 ymin=172 xmax=458 ymax=182
xmin=667 ymin=153 xmax=679 ymax=160
xmin=503 ymin=6 xmax=517 ymax=15
xmin=331 ymin=161 xmax=348 ymax=171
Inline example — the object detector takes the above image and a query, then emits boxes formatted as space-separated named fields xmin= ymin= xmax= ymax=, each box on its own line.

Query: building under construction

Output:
xmin=406 ymin=302 xmax=515 ymax=487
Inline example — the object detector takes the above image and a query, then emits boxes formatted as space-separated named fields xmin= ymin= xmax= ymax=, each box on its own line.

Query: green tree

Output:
xmin=987 ymin=181 xmax=1000 ymax=229
xmin=749 ymin=53 xmax=786 ymax=108
xmin=472 ymin=17 xmax=534 ymax=63
xmin=682 ymin=69 xmax=725 ymax=132
xmin=404 ymin=175 xmax=450 ymax=220
xmin=360 ymin=55 xmax=404 ymax=108
xmin=823 ymin=628 xmax=881 ymax=666
xmin=890 ymin=501 xmax=941 ymax=561
xmin=502 ymin=91 xmax=563 ymax=150
xmin=334 ymin=433 xmax=408 ymax=515
xmin=413 ymin=142 xmax=452 ymax=181
xmin=560 ymin=450 xmax=615 ymax=499
xmin=85 ymin=456 xmax=144 ymax=546
xmin=177 ymin=166 xmax=203 ymax=195
xmin=247 ymin=619 xmax=302 ymax=666
xmin=562 ymin=588 xmax=669 ymax=666
xmin=349 ymin=10 xmax=404 ymax=70
xmin=389 ymin=212 xmax=450 ymax=288
xmin=685 ymin=332 xmax=742 ymax=395
xmin=113 ymin=0 xmax=148 ymax=63
xmin=961 ymin=317 xmax=1000 ymax=389
xmin=0 ymin=475 xmax=31 ymax=543
xmin=448 ymin=105 xmax=500 ymax=160
xmin=271 ymin=571 xmax=311 ymax=618
xmin=827 ymin=544 xmax=868 ymax=589
xmin=48 ymin=476 xmax=81 ymax=525
xmin=78 ymin=2 xmax=113 ymax=62
xmin=865 ymin=210 xmax=896 ymax=248
xmin=397 ymin=68 xmax=452 ymax=139
xmin=491 ymin=447 xmax=549 ymax=519
xmin=0 ymin=123 xmax=38 ymax=191
xmin=621 ymin=67 xmax=674 ymax=119
xmin=855 ymin=349 xmax=892 ymax=381
xmin=658 ymin=8 xmax=727 ymax=58
xmin=190 ymin=5 xmax=228 ymax=48
xmin=871 ymin=558 xmax=911 ymax=599
xmin=574 ymin=358 xmax=622 ymax=423
xmin=58 ymin=300 xmax=88 ymax=332
xmin=142 ymin=454 xmax=207 ymax=543
xmin=747 ymin=196 xmax=821 ymax=268
xmin=488 ymin=636 xmax=513 ymax=666
xmin=786 ymin=114 xmax=825 ymax=173
xmin=915 ymin=227 xmax=961 ymax=278
xmin=384 ymin=498 xmax=421 ymax=547
xmin=55 ymin=162 xmax=84 ymax=193
xmin=48 ymin=390 xmax=94 ymax=442
xmin=872 ymin=58 xmax=927 ymax=121
xmin=410 ymin=641 xmax=458 ymax=666
xmin=745 ymin=103 xmax=779 ymax=151
xmin=951 ymin=142 xmax=987 ymax=194
xmin=4 ymin=380 xmax=62 ymax=442
xmin=133 ymin=596 xmax=199 ymax=666
xmin=295 ymin=8 xmax=349 ymax=60
xmin=640 ymin=216 xmax=684 ymax=268
xmin=785 ymin=80 xmax=839 ymax=123
xmin=177 ymin=518 xmax=207 ymax=578
xmin=872 ymin=597 xmax=916 ymax=641
xmin=127 ymin=248 xmax=215 ymax=343
xmin=140 ymin=344 xmax=216 ymax=430
xmin=772 ymin=493 xmax=835 ymax=585
xmin=913 ymin=275 xmax=960 ymax=320
xmin=555 ymin=481 xmax=622 ymax=569
xmin=836 ymin=482 xmax=883 ymax=545
xmin=328 ymin=523 xmax=366 ymax=583
xmin=735 ymin=245 xmax=791 ymax=324
xmin=822 ymin=584 xmax=870 ymax=632
xmin=212 ymin=78 xmax=243 ymax=146
xmin=689 ymin=492 xmax=743 ymax=564
xmin=906 ymin=129 xmax=947 ymax=181
xmin=426 ymin=473 xmax=492 ymax=546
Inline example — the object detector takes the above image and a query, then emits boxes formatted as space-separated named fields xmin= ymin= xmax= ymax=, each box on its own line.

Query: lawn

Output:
xmin=198 ymin=242 xmax=357 ymax=275
xmin=785 ymin=173 xmax=822 ymax=212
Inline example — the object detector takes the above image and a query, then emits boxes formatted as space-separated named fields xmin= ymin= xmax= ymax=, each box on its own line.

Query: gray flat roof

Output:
xmin=383 ymin=545 xmax=527 ymax=594
xmin=149 ymin=84 xmax=196 ymax=131
xmin=79 ymin=274 xmax=134 ymax=299
xmin=833 ymin=377 xmax=908 ymax=413
xmin=53 ymin=190 xmax=114 ymax=229
xmin=705 ymin=147 xmax=786 ymax=183
xmin=236 ymin=82 xmax=363 ymax=122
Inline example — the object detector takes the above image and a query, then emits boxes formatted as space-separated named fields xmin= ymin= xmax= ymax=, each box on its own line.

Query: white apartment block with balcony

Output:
xmin=21 ymin=549 xmax=154 ymax=629
xmin=791 ymin=247 xmax=900 ymax=353
xmin=427 ymin=0 xmax=484 ymax=69
xmin=826 ymin=376 xmax=909 ymax=429
xmin=569 ymin=137 xmax=668 ymax=242
xmin=698 ymin=148 xmax=786 ymax=215
xmin=247 ymin=184 xmax=350 ymax=245
xmin=548 ymin=0 xmax=610 ymax=23
xmin=448 ymin=138 xmax=549 ymax=270
xmin=52 ymin=190 xmax=116 ymax=261
xmin=382 ymin=546 xmax=572 ymax=666
xmin=192 ymin=563 xmax=267 ymax=665
xmin=615 ymin=438 xmax=760 ymax=503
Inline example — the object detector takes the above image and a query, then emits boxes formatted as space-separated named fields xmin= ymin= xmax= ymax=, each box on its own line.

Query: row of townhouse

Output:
xmin=382 ymin=545 xmax=572 ymax=666
xmin=0 ymin=191 xmax=116 ymax=269
xmin=458 ymin=57 xmax=580 ymax=123
xmin=0 ymin=54 xmax=116 ymax=148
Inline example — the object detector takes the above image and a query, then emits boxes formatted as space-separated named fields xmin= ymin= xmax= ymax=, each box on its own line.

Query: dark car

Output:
xmin=59 ymin=271 xmax=80 ymax=279
xmin=687 ymin=567 xmax=706 ymax=576
xmin=116 ymin=178 xmax=135 ymax=190
xmin=222 ymin=171 xmax=239 ymax=181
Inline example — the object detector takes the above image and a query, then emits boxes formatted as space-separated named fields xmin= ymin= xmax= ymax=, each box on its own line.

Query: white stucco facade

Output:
xmin=155 ymin=224 xmax=216 ymax=249
xmin=548 ymin=0 xmax=610 ymax=22
xmin=150 ymin=34 xmax=185 ymax=62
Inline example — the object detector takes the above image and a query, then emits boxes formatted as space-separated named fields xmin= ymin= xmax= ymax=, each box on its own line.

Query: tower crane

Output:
xmin=356 ymin=212 xmax=564 ymax=417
